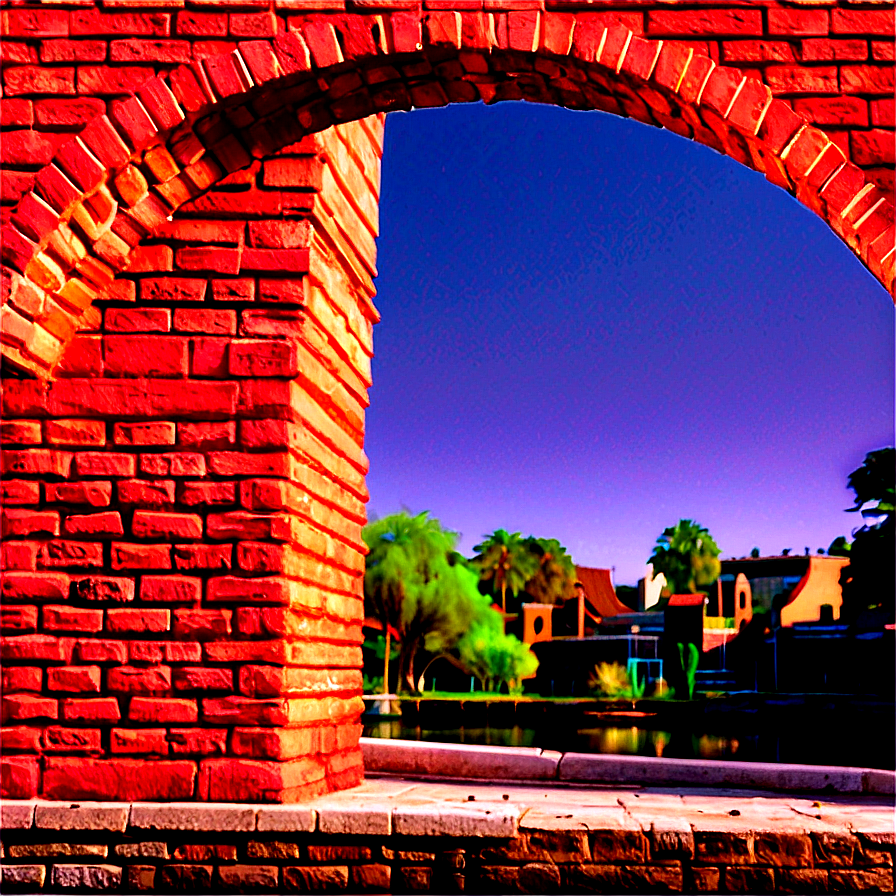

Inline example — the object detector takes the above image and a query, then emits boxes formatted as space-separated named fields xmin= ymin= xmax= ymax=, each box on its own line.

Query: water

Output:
xmin=363 ymin=712 xmax=896 ymax=770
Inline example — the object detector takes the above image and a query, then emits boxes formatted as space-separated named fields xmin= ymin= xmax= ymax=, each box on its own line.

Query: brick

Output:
xmin=766 ymin=65 xmax=838 ymax=95
xmin=42 ymin=605 xmax=104 ymax=633
xmin=74 ymin=639 xmax=127 ymax=664
xmin=207 ymin=576 xmax=290 ymax=604
xmin=71 ymin=575 xmax=135 ymax=603
xmin=46 ymin=665 xmax=102 ymax=693
xmin=140 ymin=453 xmax=207 ymax=477
xmin=133 ymin=511 xmax=203 ymax=540
xmin=209 ymin=452 xmax=289 ymax=476
xmin=2 ymin=449 xmax=73 ymax=477
xmin=648 ymin=10 xmax=761 ymax=37
xmin=1 ymin=572 xmax=70 ymax=602
xmin=75 ymin=452 xmax=136 ymax=477
xmin=173 ymin=544 xmax=233 ymax=571
xmin=212 ymin=278 xmax=255 ymax=302
xmin=4 ymin=8 xmax=69 ymax=38
xmin=111 ymin=39 xmax=191 ymax=64
xmin=1 ymin=603 xmax=38 ymax=632
xmin=1 ymin=420 xmax=42 ymax=444
xmin=78 ymin=65 xmax=156 ymax=96
xmin=240 ymin=248 xmax=310 ymax=273
xmin=800 ymin=38 xmax=868 ymax=63
xmin=851 ymin=129 xmax=896 ymax=166
xmin=108 ymin=664 xmax=172 ymax=693
xmin=40 ymin=40 xmax=107 ymax=64
xmin=840 ymin=65 xmax=894 ymax=95
xmin=111 ymin=728 xmax=169 ymax=755
xmin=105 ymin=308 xmax=172 ymax=333
xmin=2 ymin=693 xmax=58 ymax=721
xmin=43 ymin=757 xmax=195 ymax=801
xmin=176 ymin=246 xmax=242 ymax=275
xmin=107 ymin=609 xmax=171 ymax=634
xmin=43 ymin=477 xmax=113 ymax=506
xmin=1 ymin=541 xmax=39 ymax=571
xmin=178 ymin=481 xmax=237 ymax=507
xmin=229 ymin=339 xmax=299 ymax=377
xmin=283 ymin=866 xmax=349 ymax=892
xmin=111 ymin=542 xmax=172 ymax=570
xmin=173 ymin=308 xmax=237 ymax=334
xmin=832 ymin=10 xmax=894 ymax=36
xmin=140 ymin=575 xmax=202 ymax=603
xmin=768 ymin=9 xmax=829 ymax=37
xmin=42 ymin=726 xmax=102 ymax=752
xmin=1 ymin=756 xmax=40 ymax=798
xmin=2 ymin=727 xmax=42 ymax=752
xmin=173 ymin=666 xmax=234 ymax=691
xmin=60 ymin=697 xmax=121 ymax=722
xmin=1 ymin=666 xmax=42 ymax=692
xmin=63 ymin=512 xmax=125 ymax=537
xmin=114 ymin=422 xmax=176 ymax=446
xmin=129 ymin=696 xmax=197 ymax=723
xmin=37 ymin=540 xmax=104 ymax=569
xmin=164 ymin=642 xmax=203 ymax=664
xmin=173 ymin=608 xmax=232 ymax=640
xmin=871 ymin=99 xmax=894 ymax=128
xmin=46 ymin=419 xmax=106 ymax=446
xmin=128 ymin=642 xmax=164 ymax=664
xmin=2 ymin=509 xmax=60 ymax=537
xmin=104 ymin=335 xmax=188 ymax=378
xmin=793 ymin=97 xmax=869 ymax=127
xmin=3 ymin=66 xmax=76 ymax=96
xmin=0 ymin=634 xmax=64 ymax=663
xmin=118 ymin=479 xmax=176 ymax=507
xmin=207 ymin=511 xmax=290 ymax=541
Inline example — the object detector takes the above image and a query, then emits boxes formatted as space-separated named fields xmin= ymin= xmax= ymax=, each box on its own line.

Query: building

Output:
xmin=717 ymin=555 xmax=849 ymax=626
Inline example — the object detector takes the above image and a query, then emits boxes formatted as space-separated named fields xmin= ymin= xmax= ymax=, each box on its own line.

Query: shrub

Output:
xmin=456 ymin=608 xmax=539 ymax=694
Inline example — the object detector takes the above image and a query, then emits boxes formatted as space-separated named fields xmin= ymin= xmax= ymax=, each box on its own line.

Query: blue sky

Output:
xmin=364 ymin=103 xmax=894 ymax=586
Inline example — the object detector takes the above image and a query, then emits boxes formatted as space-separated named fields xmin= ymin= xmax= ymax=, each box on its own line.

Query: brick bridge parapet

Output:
xmin=0 ymin=1 xmax=893 ymax=804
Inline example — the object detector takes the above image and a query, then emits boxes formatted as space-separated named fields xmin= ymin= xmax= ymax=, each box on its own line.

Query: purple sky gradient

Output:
xmin=363 ymin=103 xmax=894 ymax=587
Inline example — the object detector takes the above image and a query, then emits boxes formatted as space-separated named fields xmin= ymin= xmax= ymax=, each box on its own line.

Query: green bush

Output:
xmin=456 ymin=609 xmax=538 ymax=694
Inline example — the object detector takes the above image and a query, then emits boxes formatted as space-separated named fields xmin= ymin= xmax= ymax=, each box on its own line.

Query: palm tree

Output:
xmin=363 ymin=512 xmax=488 ymax=694
xmin=648 ymin=519 xmax=721 ymax=595
xmin=470 ymin=529 xmax=539 ymax=613
xmin=521 ymin=536 xmax=577 ymax=605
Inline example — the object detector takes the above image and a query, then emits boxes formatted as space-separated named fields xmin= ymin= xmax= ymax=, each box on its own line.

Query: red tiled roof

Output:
xmin=575 ymin=566 xmax=630 ymax=618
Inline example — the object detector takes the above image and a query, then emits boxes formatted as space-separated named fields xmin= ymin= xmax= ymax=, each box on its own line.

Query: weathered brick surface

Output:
xmin=0 ymin=0 xmax=893 ymax=803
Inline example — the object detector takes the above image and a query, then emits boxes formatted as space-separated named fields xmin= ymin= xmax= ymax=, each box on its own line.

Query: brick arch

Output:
xmin=3 ymin=10 xmax=894 ymax=379
xmin=1 ymin=3 xmax=894 ymax=805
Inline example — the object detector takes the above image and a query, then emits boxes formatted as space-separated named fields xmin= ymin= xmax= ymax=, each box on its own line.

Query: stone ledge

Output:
xmin=360 ymin=738 xmax=562 ymax=781
xmin=360 ymin=738 xmax=896 ymax=795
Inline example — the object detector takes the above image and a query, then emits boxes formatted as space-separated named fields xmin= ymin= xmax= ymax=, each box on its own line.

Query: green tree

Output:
xmin=839 ymin=448 xmax=895 ymax=622
xmin=521 ymin=536 xmax=577 ymax=605
xmin=470 ymin=529 xmax=539 ymax=613
xmin=363 ymin=512 xmax=490 ymax=694
xmin=827 ymin=535 xmax=851 ymax=557
xmin=648 ymin=519 xmax=721 ymax=596
xmin=456 ymin=607 xmax=538 ymax=694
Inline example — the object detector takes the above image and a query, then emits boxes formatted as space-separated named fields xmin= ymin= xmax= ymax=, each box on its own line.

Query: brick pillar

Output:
xmin=0 ymin=116 xmax=383 ymax=803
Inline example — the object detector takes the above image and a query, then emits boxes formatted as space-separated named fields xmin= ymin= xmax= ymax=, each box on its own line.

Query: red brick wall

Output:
xmin=1 ymin=1 xmax=894 ymax=803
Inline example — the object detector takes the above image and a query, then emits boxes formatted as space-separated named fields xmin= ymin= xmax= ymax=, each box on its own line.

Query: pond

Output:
xmin=362 ymin=696 xmax=895 ymax=770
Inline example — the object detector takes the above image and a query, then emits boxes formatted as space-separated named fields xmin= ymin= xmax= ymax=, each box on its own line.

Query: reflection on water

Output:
xmin=364 ymin=720 xmax=749 ymax=762
xmin=363 ymin=704 xmax=895 ymax=768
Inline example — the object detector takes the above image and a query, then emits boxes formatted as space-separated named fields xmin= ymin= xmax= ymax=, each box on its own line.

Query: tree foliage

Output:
xmin=846 ymin=447 xmax=895 ymax=522
xmin=456 ymin=607 xmax=538 ymax=694
xmin=470 ymin=529 xmax=539 ymax=613
xmin=839 ymin=448 xmax=895 ymax=622
xmin=363 ymin=511 xmax=490 ymax=694
xmin=648 ymin=519 xmax=721 ymax=595
xmin=521 ymin=536 xmax=577 ymax=605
